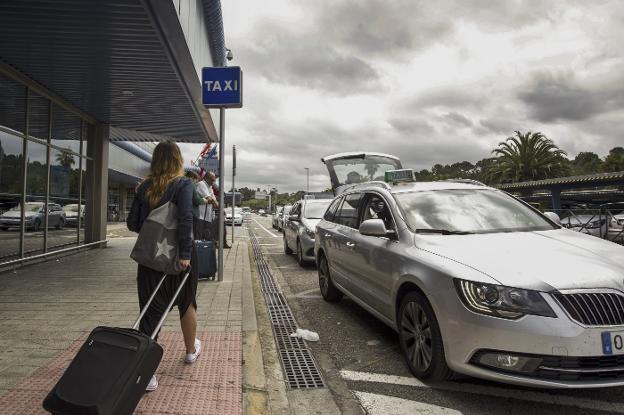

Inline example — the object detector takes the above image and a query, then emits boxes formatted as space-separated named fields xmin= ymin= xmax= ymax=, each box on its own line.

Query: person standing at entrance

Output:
xmin=127 ymin=141 xmax=201 ymax=392
xmin=195 ymin=169 xmax=218 ymax=240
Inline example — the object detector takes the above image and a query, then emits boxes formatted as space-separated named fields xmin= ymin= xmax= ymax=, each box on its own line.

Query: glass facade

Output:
xmin=0 ymin=72 xmax=93 ymax=262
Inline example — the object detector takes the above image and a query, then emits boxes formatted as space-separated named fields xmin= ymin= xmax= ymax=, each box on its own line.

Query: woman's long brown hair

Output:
xmin=145 ymin=141 xmax=184 ymax=207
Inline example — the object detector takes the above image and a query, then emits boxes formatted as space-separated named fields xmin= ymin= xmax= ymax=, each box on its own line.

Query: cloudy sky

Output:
xmin=183 ymin=0 xmax=624 ymax=193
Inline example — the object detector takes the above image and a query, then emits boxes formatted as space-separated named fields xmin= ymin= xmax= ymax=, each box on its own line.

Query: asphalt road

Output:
xmin=248 ymin=214 xmax=624 ymax=415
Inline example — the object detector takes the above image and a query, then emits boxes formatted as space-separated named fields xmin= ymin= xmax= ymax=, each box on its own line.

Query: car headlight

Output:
xmin=586 ymin=220 xmax=605 ymax=229
xmin=305 ymin=228 xmax=315 ymax=239
xmin=454 ymin=279 xmax=556 ymax=319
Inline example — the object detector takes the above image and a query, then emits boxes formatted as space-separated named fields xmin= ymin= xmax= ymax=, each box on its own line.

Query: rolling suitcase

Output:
xmin=43 ymin=269 xmax=191 ymax=415
xmin=193 ymin=239 xmax=217 ymax=280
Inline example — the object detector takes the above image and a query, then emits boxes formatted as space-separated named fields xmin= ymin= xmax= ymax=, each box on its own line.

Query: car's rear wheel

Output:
xmin=318 ymin=254 xmax=342 ymax=302
xmin=398 ymin=291 xmax=452 ymax=380
xmin=296 ymin=239 xmax=308 ymax=267
xmin=283 ymin=234 xmax=293 ymax=254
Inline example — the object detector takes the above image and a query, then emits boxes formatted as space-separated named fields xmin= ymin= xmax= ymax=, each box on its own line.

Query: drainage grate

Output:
xmin=249 ymin=230 xmax=325 ymax=389
xmin=280 ymin=349 xmax=325 ymax=388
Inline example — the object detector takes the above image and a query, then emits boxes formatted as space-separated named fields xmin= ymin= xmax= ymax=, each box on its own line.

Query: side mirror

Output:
xmin=288 ymin=214 xmax=299 ymax=221
xmin=543 ymin=212 xmax=561 ymax=225
xmin=359 ymin=219 xmax=389 ymax=237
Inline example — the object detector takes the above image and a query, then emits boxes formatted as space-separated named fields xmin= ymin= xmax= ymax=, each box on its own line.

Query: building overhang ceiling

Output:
xmin=0 ymin=0 xmax=219 ymax=143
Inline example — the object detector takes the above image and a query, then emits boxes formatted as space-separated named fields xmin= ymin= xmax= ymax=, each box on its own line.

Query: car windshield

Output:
xmin=303 ymin=201 xmax=331 ymax=218
xmin=394 ymin=189 xmax=556 ymax=234
xmin=11 ymin=203 xmax=42 ymax=212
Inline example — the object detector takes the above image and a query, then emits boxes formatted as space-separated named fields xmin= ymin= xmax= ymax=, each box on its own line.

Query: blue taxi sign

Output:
xmin=202 ymin=66 xmax=243 ymax=108
xmin=384 ymin=169 xmax=415 ymax=183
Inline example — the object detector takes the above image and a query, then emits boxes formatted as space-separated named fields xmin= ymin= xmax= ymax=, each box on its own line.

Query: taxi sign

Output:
xmin=384 ymin=169 xmax=415 ymax=183
xmin=202 ymin=66 xmax=243 ymax=108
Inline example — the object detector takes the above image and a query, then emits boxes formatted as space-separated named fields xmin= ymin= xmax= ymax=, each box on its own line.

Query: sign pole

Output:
xmin=217 ymin=107 xmax=225 ymax=282
xmin=231 ymin=144 xmax=236 ymax=245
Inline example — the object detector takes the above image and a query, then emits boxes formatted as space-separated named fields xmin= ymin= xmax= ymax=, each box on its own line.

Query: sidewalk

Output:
xmin=0 ymin=237 xmax=250 ymax=414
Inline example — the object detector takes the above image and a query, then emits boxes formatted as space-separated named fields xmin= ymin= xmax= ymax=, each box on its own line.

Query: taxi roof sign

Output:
xmin=384 ymin=169 xmax=415 ymax=183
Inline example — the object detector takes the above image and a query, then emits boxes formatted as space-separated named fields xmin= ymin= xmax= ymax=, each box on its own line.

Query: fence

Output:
xmin=553 ymin=209 xmax=624 ymax=245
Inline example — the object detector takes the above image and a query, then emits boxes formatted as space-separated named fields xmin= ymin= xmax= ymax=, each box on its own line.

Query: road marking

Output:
xmin=354 ymin=391 xmax=462 ymax=415
xmin=287 ymin=288 xmax=323 ymax=299
xmin=340 ymin=370 xmax=624 ymax=413
xmin=252 ymin=218 xmax=280 ymax=238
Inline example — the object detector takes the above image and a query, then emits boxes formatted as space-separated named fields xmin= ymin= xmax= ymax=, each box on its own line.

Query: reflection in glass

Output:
xmin=29 ymin=93 xmax=50 ymax=143
xmin=49 ymin=148 xmax=80 ymax=250
xmin=0 ymin=73 xmax=26 ymax=135
xmin=51 ymin=104 xmax=81 ymax=155
xmin=0 ymin=131 xmax=24 ymax=259
xmin=24 ymin=140 xmax=47 ymax=256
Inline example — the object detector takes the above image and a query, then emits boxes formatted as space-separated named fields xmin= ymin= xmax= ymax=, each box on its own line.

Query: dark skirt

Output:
xmin=136 ymin=264 xmax=198 ymax=340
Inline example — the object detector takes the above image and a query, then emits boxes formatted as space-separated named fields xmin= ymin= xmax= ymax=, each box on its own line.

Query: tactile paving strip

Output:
xmin=249 ymin=230 xmax=325 ymax=389
xmin=0 ymin=331 xmax=242 ymax=415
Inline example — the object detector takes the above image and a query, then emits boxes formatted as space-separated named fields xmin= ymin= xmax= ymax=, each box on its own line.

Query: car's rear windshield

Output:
xmin=394 ymin=189 xmax=556 ymax=234
xmin=303 ymin=201 xmax=331 ymax=219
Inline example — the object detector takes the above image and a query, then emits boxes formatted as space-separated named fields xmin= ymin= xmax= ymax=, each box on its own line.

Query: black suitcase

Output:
xmin=43 ymin=269 xmax=191 ymax=415
xmin=193 ymin=239 xmax=217 ymax=280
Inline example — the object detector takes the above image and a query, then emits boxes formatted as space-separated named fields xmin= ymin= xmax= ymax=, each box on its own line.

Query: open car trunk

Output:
xmin=321 ymin=152 xmax=402 ymax=194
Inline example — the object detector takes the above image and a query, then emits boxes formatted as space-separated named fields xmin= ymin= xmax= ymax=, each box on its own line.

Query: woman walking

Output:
xmin=127 ymin=141 xmax=201 ymax=392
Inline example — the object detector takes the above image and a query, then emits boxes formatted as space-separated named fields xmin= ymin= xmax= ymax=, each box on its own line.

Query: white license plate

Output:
xmin=602 ymin=331 xmax=624 ymax=355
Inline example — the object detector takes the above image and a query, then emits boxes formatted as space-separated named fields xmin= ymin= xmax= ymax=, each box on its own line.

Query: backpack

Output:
xmin=130 ymin=179 xmax=184 ymax=274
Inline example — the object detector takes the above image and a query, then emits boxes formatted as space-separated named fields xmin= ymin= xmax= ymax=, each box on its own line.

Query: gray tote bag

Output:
xmin=130 ymin=180 xmax=184 ymax=275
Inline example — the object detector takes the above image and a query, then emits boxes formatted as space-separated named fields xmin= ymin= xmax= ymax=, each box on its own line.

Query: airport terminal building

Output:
xmin=0 ymin=0 xmax=225 ymax=266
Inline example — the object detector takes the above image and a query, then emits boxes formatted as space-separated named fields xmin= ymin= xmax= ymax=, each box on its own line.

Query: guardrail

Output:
xmin=552 ymin=209 xmax=624 ymax=245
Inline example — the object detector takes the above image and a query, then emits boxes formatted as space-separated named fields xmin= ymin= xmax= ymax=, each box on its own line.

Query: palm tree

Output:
xmin=55 ymin=151 xmax=76 ymax=168
xmin=487 ymin=131 xmax=568 ymax=184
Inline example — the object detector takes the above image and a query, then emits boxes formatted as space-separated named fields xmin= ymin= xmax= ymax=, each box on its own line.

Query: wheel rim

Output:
xmin=318 ymin=258 xmax=329 ymax=295
xmin=401 ymin=301 xmax=433 ymax=372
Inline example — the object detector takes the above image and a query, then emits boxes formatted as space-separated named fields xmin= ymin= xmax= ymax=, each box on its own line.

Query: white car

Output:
xmin=225 ymin=208 xmax=243 ymax=226
xmin=560 ymin=214 xmax=608 ymax=238
xmin=63 ymin=204 xmax=85 ymax=227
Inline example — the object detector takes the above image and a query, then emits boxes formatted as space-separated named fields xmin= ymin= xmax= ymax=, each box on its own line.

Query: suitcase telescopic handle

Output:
xmin=131 ymin=267 xmax=192 ymax=340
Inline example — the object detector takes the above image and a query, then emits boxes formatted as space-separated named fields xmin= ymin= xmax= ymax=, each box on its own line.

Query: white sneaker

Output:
xmin=184 ymin=338 xmax=202 ymax=364
xmin=145 ymin=375 xmax=158 ymax=392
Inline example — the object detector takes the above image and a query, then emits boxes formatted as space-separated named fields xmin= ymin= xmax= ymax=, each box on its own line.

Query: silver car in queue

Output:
xmin=283 ymin=198 xmax=332 ymax=266
xmin=314 ymin=153 xmax=624 ymax=389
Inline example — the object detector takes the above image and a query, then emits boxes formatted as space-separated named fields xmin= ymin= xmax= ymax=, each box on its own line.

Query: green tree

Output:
xmin=602 ymin=147 xmax=624 ymax=172
xmin=572 ymin=152 xmax=603 ymax=175
xmin=487 ymin=131 xmax=569 ymax=184
xmin=55 ymin=151 xmax=76 ymax=168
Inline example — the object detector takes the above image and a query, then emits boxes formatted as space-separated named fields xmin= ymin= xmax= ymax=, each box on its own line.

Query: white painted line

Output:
xmin=340 ymin=370 xmax=624 ymax=414
xmin=252 ymin=218 xmax=280 ymax=238
xmin=342 ymin=370 xmax=427 ymax=388
xmin=288 ymin=287 xmax=323 ymax=299
xmin=354 ymin=391 xmax=462 ymax=415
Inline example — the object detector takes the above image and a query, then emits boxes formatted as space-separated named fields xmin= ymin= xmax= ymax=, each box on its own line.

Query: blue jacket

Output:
xmin=127 ymin=177 xmax=194 ymax=260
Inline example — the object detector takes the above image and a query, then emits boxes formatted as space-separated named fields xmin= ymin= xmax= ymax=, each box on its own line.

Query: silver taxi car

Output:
xmin=315 ymin=153 xmax=624 ymax=388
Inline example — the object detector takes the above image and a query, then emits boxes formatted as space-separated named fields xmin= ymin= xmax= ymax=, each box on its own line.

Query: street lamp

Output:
xmin=304 ymin=168 xmax=309 ymax=194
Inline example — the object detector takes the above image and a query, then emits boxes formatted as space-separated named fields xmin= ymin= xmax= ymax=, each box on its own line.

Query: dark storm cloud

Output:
xmin=442 ymin=112 xmax=472 ymax=127
xmin=237 ymin=25 xmax=380 ymax=94
xmin=388 ymin=118 xmax=434 ymax=134
xmin=518 ymin=72 xmax=624 ymax=122
xmin=478 ymin=118 xmax=512 ymax=134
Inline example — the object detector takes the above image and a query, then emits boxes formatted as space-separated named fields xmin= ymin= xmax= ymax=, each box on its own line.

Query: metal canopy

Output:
xmin=0 ymin=0 xmax=218 ymax=143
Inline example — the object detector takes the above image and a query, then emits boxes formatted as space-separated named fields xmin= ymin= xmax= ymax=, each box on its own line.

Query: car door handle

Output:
xmin=346 ymin=242 xmax=356 ymax=247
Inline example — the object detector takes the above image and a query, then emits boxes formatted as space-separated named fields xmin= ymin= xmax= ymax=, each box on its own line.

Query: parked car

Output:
xmin=63 ymin=204 xmax=85 ymax=227
xmin=278 ymin=205 xmax=292 ymax=232
xmin=559 ymin=213 xmax=608 ymax=237
xmin=272 ymin=206 xmax=284 ymax=229
xmin=258 ymin=209 xmax=266 ymax=216
xmin=0 ymin=202 xmax=66 ymax=231
xmin=315 ymin=152 xmax=624 ymax=389
xmin=241 ymin=207 xmax=251 ymax=217
xmin=283 ymin=198 xmax=332 ymax=266
xmin=225 ymin=207 xmax=243 ymax=226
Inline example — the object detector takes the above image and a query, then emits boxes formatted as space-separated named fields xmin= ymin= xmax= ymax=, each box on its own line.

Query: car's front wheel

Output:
xmin=398 ymin=291 xmax=452 ymax=380
xmin=296 ymin=239 xmax=309 ymax=267
xmin=283 ymin=234 xmax=293 ymax=254
xmin=318 ymin=254 xmax=342 ymax=302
